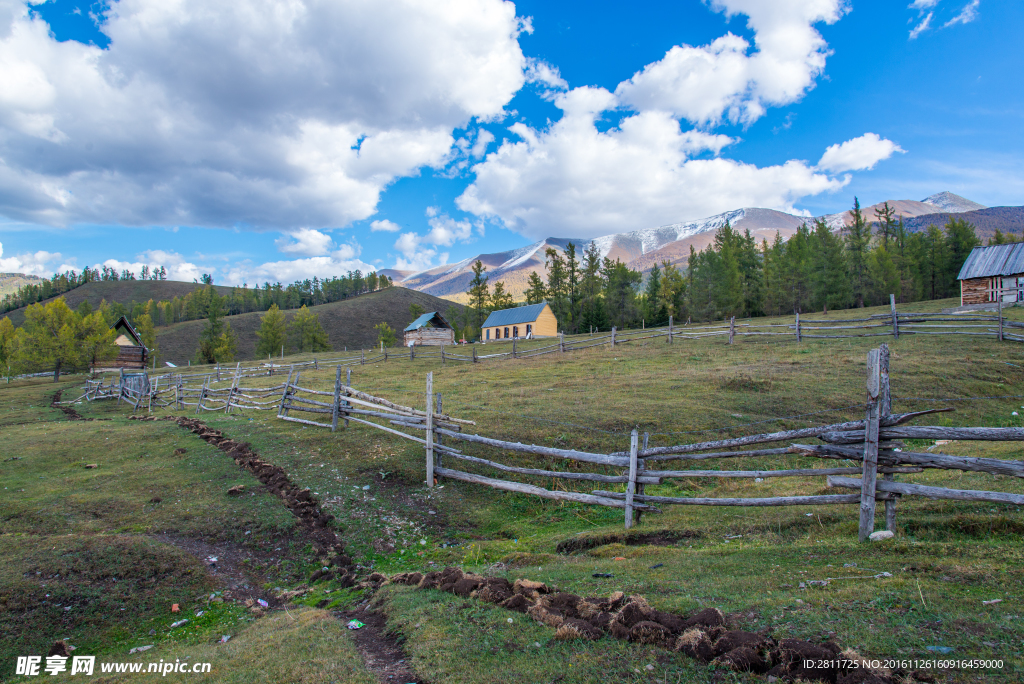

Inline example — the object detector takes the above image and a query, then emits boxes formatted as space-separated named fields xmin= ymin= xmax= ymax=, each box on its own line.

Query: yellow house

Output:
xmin=481 ymin=302 xmax=558 ymax=341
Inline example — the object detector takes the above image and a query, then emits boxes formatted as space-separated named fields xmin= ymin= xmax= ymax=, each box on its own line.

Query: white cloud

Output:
xmin=817 ymin=133 xmax=905 ymax=173
xmin=0 ymin=241 xmax=68 ymax=276
xmin=370 ymin=219 xmax=402 ymax=232
xmin=0 ymin=0 xmax=528 ymax=229
xmin=471 ymin=130 xmax=495 ymax=158
xmin=944 ymin=0 xmax=980 ymax=27
xmin=221 ymin=241 xmax=371 ymax=285
xmin=391 ymin=211 xmax=472 ymax=270
xmin=909 ymin=12 xmax=934 ymax=39
xmin=274 ymin=228 xmax=334 ymax=256
xmin=457 ymin=88 xmax=841 ymax=239
xmin=525 ymin=58 xmax=568 ymax=90
xmin=615 ymin=0 xmax=847 ymax=126
xmin=908 ymin=0 xmax=939 ymax=9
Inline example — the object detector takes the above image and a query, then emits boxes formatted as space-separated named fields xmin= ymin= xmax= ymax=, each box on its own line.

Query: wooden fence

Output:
xmin=70 ymin=342 xmax=1024 ymax=538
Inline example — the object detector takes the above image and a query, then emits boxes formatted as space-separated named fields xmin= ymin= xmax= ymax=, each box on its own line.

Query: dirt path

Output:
xmin=50 ymin=389 xmax=90 ymax=420
xmin=338 ymin=606 xmax=428 ymax=684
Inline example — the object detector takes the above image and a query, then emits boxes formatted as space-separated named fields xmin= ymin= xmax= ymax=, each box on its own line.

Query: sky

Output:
xmin=0 ymin=0 xmax=1020 ymax=285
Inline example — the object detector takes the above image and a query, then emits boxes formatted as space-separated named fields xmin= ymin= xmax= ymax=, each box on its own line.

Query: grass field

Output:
xmin=2 ymin=297 xmax=1023 ymax=683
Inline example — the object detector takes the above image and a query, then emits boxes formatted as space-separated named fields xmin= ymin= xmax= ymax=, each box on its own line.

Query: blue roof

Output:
xmin=404 ymin=311 xmax=452 ymax=332
xmin=481 ymin=302 xmax=550 ymax=328
xmin=958 ymin=243 xmax=1024 ymax=280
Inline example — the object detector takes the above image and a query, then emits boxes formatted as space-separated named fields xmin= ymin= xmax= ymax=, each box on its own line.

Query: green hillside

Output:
xmin=2 ymin=279 xmax=233 ymax=327
xmin=155 ymin=286 xmax=466 ymax=365
xmin=0 ymin=272 xmax=44 ymax=300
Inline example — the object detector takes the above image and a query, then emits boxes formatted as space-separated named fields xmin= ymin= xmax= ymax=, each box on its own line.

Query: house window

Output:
xmin=486 ymin=329 xmax=490 ymax=341
xmin=513 ymin=326 xmax=519 ymax=338
xmin=504 ymin=327 xmax=509 ymax=338
xmin=526 ymin=323 xmax=532 ymax=336
xmin=495 ymin=328 xmax=501 ymax=339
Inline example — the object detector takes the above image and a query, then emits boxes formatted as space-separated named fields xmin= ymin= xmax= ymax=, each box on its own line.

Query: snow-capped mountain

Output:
xmin=384 ymin=192 xmax=993 ymax=301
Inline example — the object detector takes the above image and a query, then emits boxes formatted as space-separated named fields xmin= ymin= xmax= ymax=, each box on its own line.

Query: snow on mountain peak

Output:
xmin=921 ymin=192 xmax=986 ymax=213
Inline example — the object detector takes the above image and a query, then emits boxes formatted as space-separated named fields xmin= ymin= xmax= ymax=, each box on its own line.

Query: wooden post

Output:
xmin=472 ymin=345 xmax=477 ymax=363
xmin=281 ymin=344 xmax=284 ymax=360
xmin=425 ymin=372 xmax=434 ymax=488
xmin=611 ymin=326 xmax=616 ymax=347
xmin=860 ymin=348 xmax=881 ymax=542
xmin=410 ymin=345 xmax=414 ymax=360
xmin=117 ymin=368 xmax=125 ymax=405
xmin=998 ymin=296 xmax=1004 ymax=341
xmin=635 ymin=432 xmax=649 ymax=524
xmin=668 ymin=315 xmax=673 ymax=344
xmin=512 ymin=338 xmax=517 ymax=359
xmin=624 ymin=429 xmax=638 ymax=529
xmin=435 ymin=393 xmax=443 ymax=468
xmin=226 ymin=362 xmax=240 ymax=413
xmin=361 ymin=350 xmax=365 ymax=364
xmin=195 ymin=375 xmax=209 ymax=415
xmin=795 ymin=312 xmax=801 ymax=343
xmin=441 ymin=344 xmax=445 ymax=366
xmin=559 ymin=332 xmax=564 ymax=353
xmin=277 ymin=368 xmax=294 ymax=418
xmin=344 ymin=368 xmax=351 ymax=428
xmin=878 ymin=345 xmax=897 ymax=532
xmin=314 ymin=357 xmax=318 ymax=371
xmin=331 ymin=365 xmax=341 ymax=432
xmin=890 ymin=294 xmax=899 ymax=340
xmin=729 ymin=316 xmax=735 ymax=345
xmin=216 ymin=363 xmax=221 ymax=382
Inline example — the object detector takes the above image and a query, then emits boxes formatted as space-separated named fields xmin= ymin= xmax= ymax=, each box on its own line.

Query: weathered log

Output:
xmin=822 ymin=426 xmax=1024 ymax=444
xmin=592 ymin=490 xmax=864 ymax=506
xmin=646 ymin=466 xmax=891 ymax=479
xmin=827 ymin=476 xmax=1024 ymax=505
xmin=279 ymin=415 xmax=332 ymax=428
xmin=442 ymin=452 xmax=660 ymax=484
xmin=436 ymin=467 xmax=659 ymax=511
xmin=435 ymin=428 xmax=630 ymax=467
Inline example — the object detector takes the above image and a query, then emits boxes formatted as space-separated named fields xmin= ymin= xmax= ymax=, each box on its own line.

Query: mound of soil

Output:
xmin=386 ymin=567 xmax=910 ymax=684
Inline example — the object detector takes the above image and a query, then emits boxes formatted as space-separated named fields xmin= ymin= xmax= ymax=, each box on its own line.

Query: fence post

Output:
xmin=314 ymin=357 xmax=318 ymax=371
xmin=998 ymin=297 xmax=1004 ymax=342
xmin=635 ymin=432 xmax=649 ymax=525
xmin=344 ymin=368 xmax=351 ymax=428
xmin=226 ymin=362 xmax=240 ymax=413
xmin=860 ymin=348 xmax=881 ymax=542
xmin=216 ymin=363 xmax=221 ymax=382
xmin=277 ymin=368 xmax=293 ymax=418
xmin=611 ymin=326 xmax=616 ymax=348
xmin=425 ymin=372 xmax=434 ymax=488
xmin=795 ymin=312 xmax=801 ymax=343
xmin=878 ymin=345 xmax=897 ymax=532
xmin=890 ymin=294 xmax=899 ymax=339
xmin=330 ymin=366 xmax=342 ymax=432
xmin=436 ymin=393 xmax=443 ymax=468
xmin=512 ymin=338 xmax=517 ymax=359
xmin=625 ymin=429 xmax=638 ymax=529
xmin=729 ymin=316 xmax=735 ymax=345
xmin=441 ymin=344 xmax=445 ymax=365
xmin=361 ymin=350 xmax=365 ymax=364
xmin=410 ymin=345 xmax=414 ymax=360
xmin=560 ymin=332 xmax=565 ymax=353
xmin=472 ymin=345 xmax=477 ymax=363
xmin=668 ymin=315 xmax=673 ymax=344
xmin=281 ymin=344 xmax=284 ymax=360
xmin=195 ymin=375 xmax=209 ymax=415
xmin=117 ymin=368 xmax=125 ymax=406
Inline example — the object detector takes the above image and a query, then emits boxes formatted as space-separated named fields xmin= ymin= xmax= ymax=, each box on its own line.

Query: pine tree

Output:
xmin=811 ymin=219 xmax=849 ymax=311
xmin=133 ymin=312 xmax=158 ymax=365
xmin=544 ymin=248 xmax=569 ymax=327
xmin=256 ymin=304 xmax=288 ymax=357
xmin=844 ymin=198 xmax=871 ymax=307
xmin=524 ymin=272 xmax=547 ymax=305
xmin=196 ymin=292 xmax=225 ymax=364
xmin=374 ymin=322 xmax=396 ymax=348
xmin=490 ymin=281 xmax=514 ymax=311
xmin=565 ymin=242 xmax=580 ymax=333
xmin=467 ymin=260 xmax=490 ymax=329
xmin=874 ymin=201 xmax=898 ymax=250
xmin=291 ymin=305 xmax=331 ymax=353
xmin=215 ymin=323 xmax=238 ymax=362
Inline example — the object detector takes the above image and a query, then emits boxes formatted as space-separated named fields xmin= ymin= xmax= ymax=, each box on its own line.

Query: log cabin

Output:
xmin=404 ymin=311 xmax=455 ymax=346
xmin=482 ymin=302 xmax=558 ymax=342
xmin=102 ymin=315 xmax=149 ymax=370
xmin=958 ymin=243 xmax=1024 ymax=306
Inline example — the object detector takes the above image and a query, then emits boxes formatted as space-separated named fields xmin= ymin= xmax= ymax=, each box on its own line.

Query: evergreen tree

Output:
xmin=291 ymin=305 xmax=331 ymax=353
xmin=544 ymin=248 xmax=569 ymax=327
xmin=215 ymin=323 xmax=238 ymax=362
xmin=524 ymin=272 xmax=547 ymax=305
xmin=256 ymin=303 xmax=288 ymax=357
xmin=374 ymin=322 xmax=396 ymax=348
xmin=133 ymin=312 xmax=158 ymax=365
xmin=874 ymin=201 xmax=898 ymax=250
xmin=466 ymin=260 xmax=490 ymax=329
xmin=844 ymin=198 xmax=872 ymax=307
xmin=810 ymin=219 xmax=849 ymax=311
xmin=196 ymin=292 xmax=226 ymax=364
xmin=490 ymin=281 xmax=514 ymax=311
xmin=658 ymin=262 xmax=687 ymax=322
xmin=602 ymin=259 xmax=641 ymax=328
xmin=642 ymin=264 xmax=668 ymax=325
xmin=565 ymin=242 xmax=581 ymax=332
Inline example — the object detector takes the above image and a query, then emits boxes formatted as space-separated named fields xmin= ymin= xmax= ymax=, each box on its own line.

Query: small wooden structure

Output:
xmin=482 ymin=301 xmax=557 ymax=342
xmin=404 ymin=311 xmax=455 ymax=346
xmin=104 ymin=316 xmax=149 ymax=370
xmin=958 ymin=243 xmax=1024 ymax=305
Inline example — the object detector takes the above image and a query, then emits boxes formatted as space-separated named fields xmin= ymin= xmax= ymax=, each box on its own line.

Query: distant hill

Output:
xmin=155 ymin=286 xmax=467 ymax=365
xmin=818 ymin=192 xmax=986 ymax=230
xmin=2 ymin=280 xmax=234 ymax=327
xmin=903 ymin=206 xmax=1024 ymax=240
xmin=0 ymin=273 xmax=45 ymax=299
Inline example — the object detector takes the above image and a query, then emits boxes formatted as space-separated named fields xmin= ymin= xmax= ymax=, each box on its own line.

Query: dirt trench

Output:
xmin=50 ymin=389 xmax=90 ymax=421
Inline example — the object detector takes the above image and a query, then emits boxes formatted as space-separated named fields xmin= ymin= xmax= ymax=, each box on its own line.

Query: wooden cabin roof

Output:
xmin=482 ymin=302 xmax=549 ymax=328
xmin=111 ymin=315 xmax=147 ymax=349
xmin=404 ymin=311 xmax=453 ymax=332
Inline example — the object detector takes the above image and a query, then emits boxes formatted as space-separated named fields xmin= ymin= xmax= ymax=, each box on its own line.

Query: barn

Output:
xmin=404 ymin=311 xmax=455 ymax=346
xmin=957 ymin=243 xmax=1024 ymax=306
xmin=105 ymin=316 xmax=149 ymax=370
xmin=482 ymin=302 xmax=558 ymax=342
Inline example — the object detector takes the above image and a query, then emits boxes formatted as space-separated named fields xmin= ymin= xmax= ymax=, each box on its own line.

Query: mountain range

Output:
xmin=381 ymin=192 xmax=1021 ymax=302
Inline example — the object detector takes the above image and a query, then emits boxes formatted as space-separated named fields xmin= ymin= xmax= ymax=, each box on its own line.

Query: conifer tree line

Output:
xmin=466 ymin=198 xmax=993 ymax=334
xmin=1 ymin=266 xmax=392 ymax=319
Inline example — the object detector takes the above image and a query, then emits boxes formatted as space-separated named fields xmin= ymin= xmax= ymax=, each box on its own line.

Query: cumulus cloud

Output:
xmin=615 ymin=0 xmax=847 ymax=126
xmin=274 ymin=228 xmax=334 ymax=256
xmin=457 ymin=88 xmax=842 ymax=239
xmin=0 ymin=242 xmax=70 ymax=276
xmin=98 ymin=250 xmax=208 ymax=282
xmin=455 ymin=0 xmax=896 ymax=239
xmin=944 ymin=0 xmax=980 ymax=27
xmin=0 ymin=0 xmax=528 ymax=229
xmin=392 ymin=211 xmax=473 ymax=270
xmin=817 ymin=133 xmax=905 ymax=173
xmin=525 ymin=58 xmax=568 ymax=91
xmin=908 ymin=0 xmax=939 ymax=9
xmin=370 ymin=219 xmax=402 ymax=232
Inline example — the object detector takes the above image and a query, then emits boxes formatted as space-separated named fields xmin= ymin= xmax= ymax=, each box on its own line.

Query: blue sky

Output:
xmin=0 ymin=0 xmax=1020 ymax=285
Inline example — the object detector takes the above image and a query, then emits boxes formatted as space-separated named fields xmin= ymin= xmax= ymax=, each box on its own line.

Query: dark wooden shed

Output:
xmin=105 ymin=316 xmax=149 ymax=370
